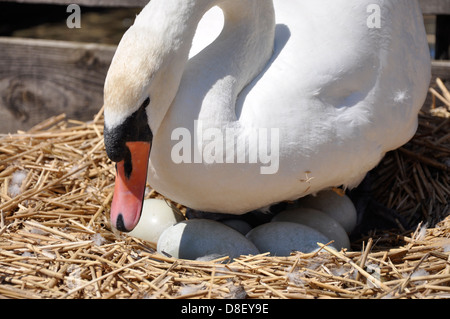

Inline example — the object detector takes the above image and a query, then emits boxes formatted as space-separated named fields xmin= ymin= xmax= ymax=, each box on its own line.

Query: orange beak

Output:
xmin=110 ymin=141 xmax=151 ymax=232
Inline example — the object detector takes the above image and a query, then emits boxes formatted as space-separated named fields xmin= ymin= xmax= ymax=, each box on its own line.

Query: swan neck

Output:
xmin=137 ymin=0 xmax=275 ymax=132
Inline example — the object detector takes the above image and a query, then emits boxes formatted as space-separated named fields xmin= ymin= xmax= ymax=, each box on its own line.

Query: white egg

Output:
xmin=246 ymin=221 xmax=334 ymax=256
xmin=128 ymin=198 xmax=185 ymax=244
xmin=157 ymin=219 xmax=260 ymax=260
xmin=272 ymin=208 xmax=350 ymax=250
xmin=220 ymin=219 xmax=253 ymax=235
xmin=298 ymin=190 xmax=357 ymax=233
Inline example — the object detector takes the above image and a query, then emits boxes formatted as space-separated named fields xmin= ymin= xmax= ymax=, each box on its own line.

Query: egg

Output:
xmin=128 ymin=198 xmax=185 ymax=244
xmin=220 ymin=219 xmax=253 ymax=235
xmin=298 ymin=190 xmax=357 ymax=233
xmin=271 ymin=207 xmax=350 ymax=250
xmin=246 ymin=221 xmax=334 ymax=256
xmin=157 ymin=219 xmax=260 ymax=260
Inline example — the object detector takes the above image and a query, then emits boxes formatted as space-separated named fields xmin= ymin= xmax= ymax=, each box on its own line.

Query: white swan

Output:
xmin=103 ymin=0 xmax=431 ymax=232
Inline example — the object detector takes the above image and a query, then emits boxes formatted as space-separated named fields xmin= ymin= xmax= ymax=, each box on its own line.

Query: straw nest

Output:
xmin=0 ymin=79 xmax=449 ymax=299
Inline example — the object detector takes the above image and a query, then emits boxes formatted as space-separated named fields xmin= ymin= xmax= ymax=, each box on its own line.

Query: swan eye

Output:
xmin=142 ymin=97 xmax=150 ymax=108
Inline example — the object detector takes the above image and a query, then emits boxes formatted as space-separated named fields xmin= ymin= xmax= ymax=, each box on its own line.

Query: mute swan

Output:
xmin=103 ymin=0 xmax=431 ymax=232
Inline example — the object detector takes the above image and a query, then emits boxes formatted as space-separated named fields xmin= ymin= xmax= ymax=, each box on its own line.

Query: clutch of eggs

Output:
xmin=127 ymin=190 xmax=357 ymax=259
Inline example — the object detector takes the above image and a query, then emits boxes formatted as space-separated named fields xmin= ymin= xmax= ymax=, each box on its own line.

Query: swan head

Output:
xmin=103 ymin=96 xmax=152 ymax=233
xmin=103 ymin=16 xmax=188 ymax=232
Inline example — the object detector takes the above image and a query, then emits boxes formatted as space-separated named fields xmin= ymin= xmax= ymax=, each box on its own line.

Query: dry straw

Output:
xmin=0 ymin=79 xmax=449 ymax=299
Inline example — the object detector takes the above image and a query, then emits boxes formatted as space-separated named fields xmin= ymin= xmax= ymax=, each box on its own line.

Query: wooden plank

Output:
xmin=431 ymin=60 xmax=450 ymax=81
xmin=0 ymin=37 xmax=115 ymax=133
xmin=2 ymin=0 xmax=450 ymax=14
xmin=0 ymin=0 xmax=149 ymax=7
xmin=419 ymin=0 xmax=450 ymax=15
xmin=2 ymin=0 xmax=450 ymax=13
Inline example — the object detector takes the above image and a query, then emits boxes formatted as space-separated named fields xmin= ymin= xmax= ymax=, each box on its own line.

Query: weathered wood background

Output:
xmin=0 ymin=0 xmax=449 ymax=133
xmin=0 ymin=38 xmax=116 ymax=133
xmin=0 ymin=0 xmax=148 ymax=7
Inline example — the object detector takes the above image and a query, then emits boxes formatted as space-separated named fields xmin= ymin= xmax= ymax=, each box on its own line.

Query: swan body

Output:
xmin=103 ymin=0 xmax=431 ymax=231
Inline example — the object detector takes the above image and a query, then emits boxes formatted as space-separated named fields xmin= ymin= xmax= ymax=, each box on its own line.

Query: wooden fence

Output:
xmin=0 ymin=0 xmax=449 ymax=133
